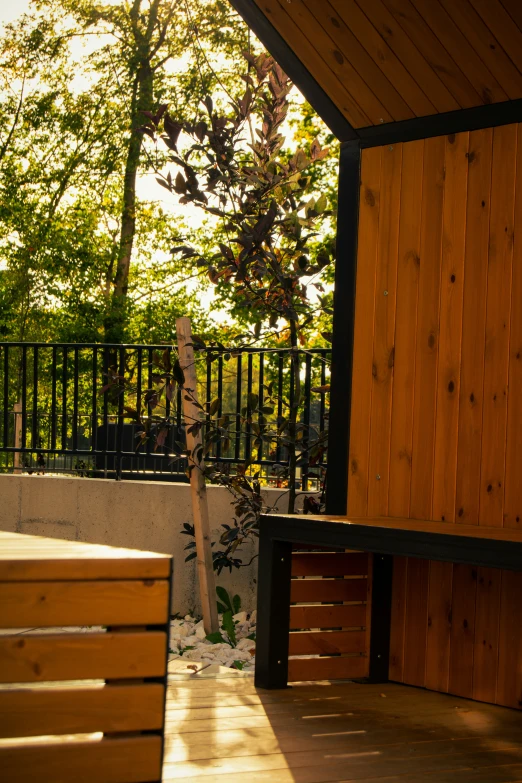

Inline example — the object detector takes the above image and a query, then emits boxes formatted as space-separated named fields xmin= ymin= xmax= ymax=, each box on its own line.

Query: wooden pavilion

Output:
xmin=230 ymin=0 xmax=522 ymax=711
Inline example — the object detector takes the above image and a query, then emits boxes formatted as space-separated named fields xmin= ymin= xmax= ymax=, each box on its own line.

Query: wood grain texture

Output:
xmin=409 ymin=134 xmax=445 ymax=519
xmin=288 ymin=630 xmax=366 ymax=656
xmin=290 ymin=578 xmax=367 ymax=604
xmin=0 ymin=736 xmax=162 ymax=783
xmin=503 ymin=123 xmax=522 ymax=529
xmin=455 ymin=128 xmax=493 ymax=525
xmin=401 ymin=558 xmax=429 ymax=687
xmin=367 ymin=143 xmax=402 ymax=516
xmin=425 ymin=560 xmax=453 ymax=692
xmin=287 ymin=655 xmax=367 ymax=682
xmin=253 ymin=0 xmax=371 ymax=127
xmin=473 ymin=567 xmax=501 ymax=704
xmin=497 ymin=569 xmax=522 ymax=709
xmin=0 ymin=631 xmax=167 ymax=683
xmin=290 ymin=604 xmax=366 ymax=630
xmin=0 ymin=683 xmax=164 ymax=737
xmin=479 ymin=123 xmax=517 ymax=526
xmin=448 ymin=564 xmax=477 ymax=699
xmin=388 ymin=140 xmax=423 ymax=517
xmin=432 ymin=132 xmax=468 ymax=523
xmin=0 ymin=579 xmax=169 ymax=628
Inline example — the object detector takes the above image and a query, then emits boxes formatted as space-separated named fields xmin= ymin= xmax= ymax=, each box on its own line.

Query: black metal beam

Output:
xmin=357 ymin=99 xmax=522 ymax=148
xmin=325 ymin=141 xmax=361 ymax=515
xmin=228 ymin=0 xmax=358 ymax=142
xmin=259 ymin=514 xmax=522 ymax=573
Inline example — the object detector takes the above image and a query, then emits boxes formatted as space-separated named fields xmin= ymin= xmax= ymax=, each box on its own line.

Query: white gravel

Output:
xmin=169 ymin=610 xmax=256 ymax=672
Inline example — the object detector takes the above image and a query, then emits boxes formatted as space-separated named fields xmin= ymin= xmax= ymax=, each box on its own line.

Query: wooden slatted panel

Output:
xmin=0 ymin=736 xmax=162 ymax=783
xmin=330 ymin=0 xmax=436 ymax=117
xmin=303 ymin=0 xmax=414 ymax=121
xmin=250 ymin=0 xmax=522 ymax=130
xmin=455 ymin=128 xmax=493 ymax=525
xmin=409 ymin=134 xmax=445 ymax=519
xmin=349 ymin=127 xmax=522 ymax=710
xmin=0 ymin=579 xmax=169 ymax=628
xmin=358 ymin=0 xmax=459 ymax=114
xmin=380 ymin=0 xmax=482 ymax=109
xmin=504 ymin=123 xmax=522 ymax=529
xmin=347 ymin=146 xmax=381 ymax=513
xmin=253 ymin=0 xmax=371 ymax=128
xmin=367 ymin=143 xmax=402 ymax=516
xmin=412 ymin=0 xmax=507 ymax=105
xmin=0 ymin=631 xmax=166 ymax=683
xmin=290 ymin=604 xmax=366 ymax=630
xmin=288 ymin=656 xmax=367 ymax=682
xmin=479 ymin=123 xmax=517 ymax=527
xmin=291 ymin=578 xmax=367 ymax=603
xmin=0 ymin=684 xmax=165 ymax=738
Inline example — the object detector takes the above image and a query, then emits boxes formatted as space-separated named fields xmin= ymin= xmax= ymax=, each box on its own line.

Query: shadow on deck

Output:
xmin=164 ymin=666 xmax=522 ymax=783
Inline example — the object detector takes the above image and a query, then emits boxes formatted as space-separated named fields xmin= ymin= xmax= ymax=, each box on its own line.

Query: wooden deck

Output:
xmin=163 ymin=675 xmax=522 ymax=782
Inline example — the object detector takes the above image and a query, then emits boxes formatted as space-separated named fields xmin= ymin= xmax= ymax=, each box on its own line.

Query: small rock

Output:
xmin=233 ymin=611 xmax=247 ymax=623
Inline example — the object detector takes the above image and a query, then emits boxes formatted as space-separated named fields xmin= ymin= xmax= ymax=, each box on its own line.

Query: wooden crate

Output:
xmin=0 ymin=531 xmax=172 ymax=783
xmin=289 ymin=547 xmax=371 ymax=681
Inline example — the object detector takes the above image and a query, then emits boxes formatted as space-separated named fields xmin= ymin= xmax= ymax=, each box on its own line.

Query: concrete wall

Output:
xmin=0 ymin=474 xmax=312 ymax=615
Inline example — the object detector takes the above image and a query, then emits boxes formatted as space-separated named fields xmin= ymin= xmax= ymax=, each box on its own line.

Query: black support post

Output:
xmin=326 ymin=141 xmax=361 ymax=515
xmin=255 ymin=525 xmax=292 ymax=689
xmin=368 ymin=554 xmax=394 ymax=683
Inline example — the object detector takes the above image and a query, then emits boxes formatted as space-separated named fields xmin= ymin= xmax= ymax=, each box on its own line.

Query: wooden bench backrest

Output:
xmin=347 ymin=126 xmax=522 ymax=709
xmin=0 ymin=532 xmax=172 ymax=783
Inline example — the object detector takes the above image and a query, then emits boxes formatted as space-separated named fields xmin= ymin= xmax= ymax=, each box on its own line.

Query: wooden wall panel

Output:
xmin=351 ymin=124 xmax=522 ymax=710
xmin=253 ymin=0 xmax=522 ymax=129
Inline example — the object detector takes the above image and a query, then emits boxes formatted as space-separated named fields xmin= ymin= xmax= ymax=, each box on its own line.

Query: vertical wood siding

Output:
xmin=349 ymin=125 xmax=522 ymax=710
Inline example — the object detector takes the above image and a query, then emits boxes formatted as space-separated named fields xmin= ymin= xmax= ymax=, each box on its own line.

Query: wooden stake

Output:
xmin=175 ymin=317 xmax=219 ymax=634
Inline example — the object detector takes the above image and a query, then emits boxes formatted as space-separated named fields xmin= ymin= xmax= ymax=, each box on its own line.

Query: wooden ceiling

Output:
xmin=253 ymin=0 xmax=522 ymax=129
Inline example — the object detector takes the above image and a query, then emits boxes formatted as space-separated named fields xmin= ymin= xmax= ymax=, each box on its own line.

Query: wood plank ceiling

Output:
xmin=254 ymin=0 xmax=522 ymax=128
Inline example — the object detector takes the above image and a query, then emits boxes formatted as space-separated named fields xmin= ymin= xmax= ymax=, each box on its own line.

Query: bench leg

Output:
xmin=368 ymin=554 xmax=394 ymax=682
xmin=255 ymin=535 xmax=292 ymax=689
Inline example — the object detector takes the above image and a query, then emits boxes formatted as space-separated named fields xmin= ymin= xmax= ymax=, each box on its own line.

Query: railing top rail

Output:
xmin=0 ymin=342 xmax=330 ymax=354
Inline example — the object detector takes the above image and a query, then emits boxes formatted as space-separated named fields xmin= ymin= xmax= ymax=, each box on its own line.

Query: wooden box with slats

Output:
xmin=289 ymin=547 xmax=371 ymax=682
xmin=0 ymin=530 xmax=172 ymax=783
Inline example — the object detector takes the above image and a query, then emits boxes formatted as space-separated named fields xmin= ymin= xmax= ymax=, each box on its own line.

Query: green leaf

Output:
xmin=216 ymin=586 xmax=233 ymax=613
xmin=209 ymin=397 xmax=220 ymax=416
xmin=222 ymin=610 xmax=237 ymax=647
xmin=247 ymin=392 xmax=259 ymax=410
xmin=232 ymin=594 xmax=241 ymax=614
xmin=315 ymin=193 xmax=328 ymax=214
xmin=206 ymin=631 xmax=227 ymax=644
xmin=233 ymin=660 xmax=244 ymax=670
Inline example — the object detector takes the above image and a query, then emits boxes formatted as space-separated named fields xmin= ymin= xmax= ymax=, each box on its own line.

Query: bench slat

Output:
xmin=0 ymin=632 xmax=166 ymax=683
xmin=289 ymin=630 xmax=366 ymax=655
xmin=291 ymin=577 xmax=367 ymax=603
xmin=288 ymin=655 xmax=367 ymax=682
xmin=290 ymin=604 xmax=366 ymax=630
xmin=0 ymin=580 xmax=169 ymax=628
xmin=291 ymin=553 xmax=369 ymax=577
xmin=0 ymin=736 xmax=162 ymax=783
xmin=0 ymin=683 xmax=164 ymax=737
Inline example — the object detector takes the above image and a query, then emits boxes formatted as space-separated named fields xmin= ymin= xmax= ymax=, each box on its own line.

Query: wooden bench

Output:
xmin=0 ymin=531 xmax=172 ymax=783
xmin=255 ymin=514 xmax=522 ymax=690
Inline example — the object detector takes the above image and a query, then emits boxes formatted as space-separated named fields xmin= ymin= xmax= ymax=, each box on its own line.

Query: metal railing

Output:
xmin=0 ymin=343 xmax=330 ymax=485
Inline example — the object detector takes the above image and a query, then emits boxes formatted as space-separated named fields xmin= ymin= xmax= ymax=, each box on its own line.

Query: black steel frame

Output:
xmin=254 ymin=513 xmax=522 ymax=689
